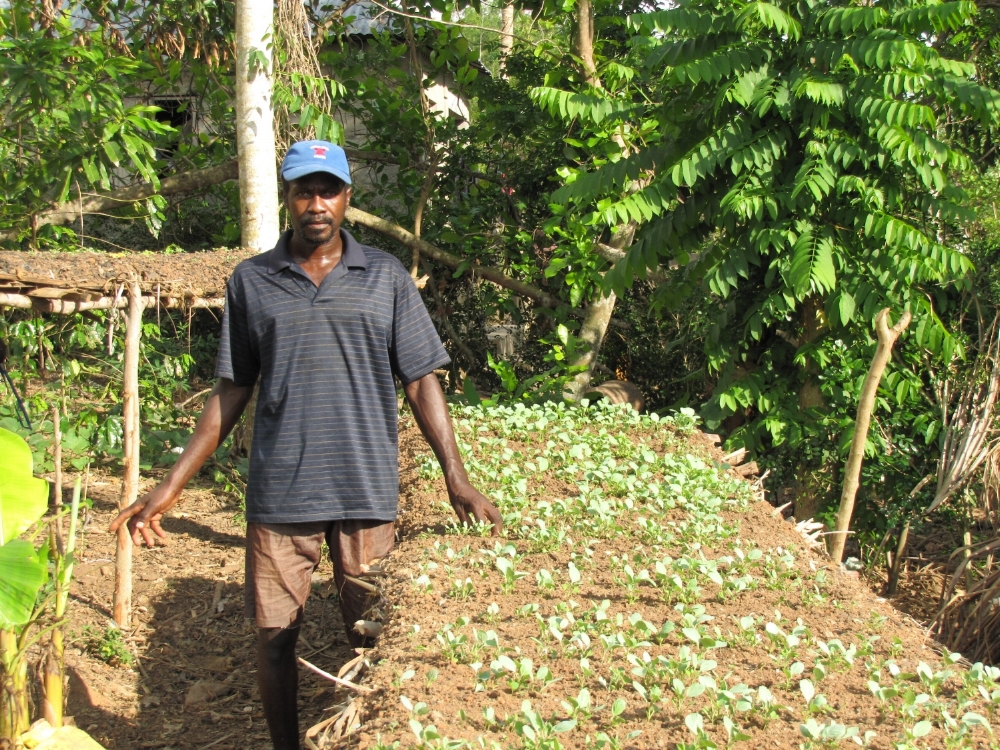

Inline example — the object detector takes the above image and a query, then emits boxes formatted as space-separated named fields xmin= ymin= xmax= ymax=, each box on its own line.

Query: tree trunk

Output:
xmin=830 ymin=308 xmax=912 ymax=563
xmin=561 ymin=0 xmax=634 ymax=401
xmin=565 ymin=223 xmax=635 ymax=401
xmin=566 ymin=291 xmax=617 ymax=401
xmin=235 ymin=0 xmax=280 ymax=252
xmin=500 ymin=3 xmax=515 ymax=61
xmin=233 ymin=0 xmax=280 ymax=455
xmin=575 ymin=0 xmax=598 ymax=87
xmin=794 ymin=297 xmax=830 ymax=522
xmin=114 ymin=282 xmax=142 ymax=627
xmin=886 ymin=520 xmax=910 ymax=596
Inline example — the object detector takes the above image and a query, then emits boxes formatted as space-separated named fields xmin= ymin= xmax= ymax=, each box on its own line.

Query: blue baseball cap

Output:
xmin=280 ymin=140 xmax=352 ymax=185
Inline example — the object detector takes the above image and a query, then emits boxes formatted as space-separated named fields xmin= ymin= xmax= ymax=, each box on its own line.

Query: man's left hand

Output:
xmin=447 ymin=481 xmax=503 ymax=536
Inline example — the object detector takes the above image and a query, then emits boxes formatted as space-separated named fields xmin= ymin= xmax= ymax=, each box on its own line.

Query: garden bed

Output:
xmin=53 ymin=402 xmax=999 ymax=749
xmin=351 ymin=403 xmax=996 ymax=750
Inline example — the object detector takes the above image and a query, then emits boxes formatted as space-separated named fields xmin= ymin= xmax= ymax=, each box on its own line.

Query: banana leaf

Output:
xmin=0 ymin=427 xmax=50 ymax=627
xmin=0 ymin=427 xmax=49 ymax=544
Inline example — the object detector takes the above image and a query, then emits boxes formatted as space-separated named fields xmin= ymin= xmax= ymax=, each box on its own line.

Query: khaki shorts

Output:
xmin=245 ymin=519 xmax=395 ymax=644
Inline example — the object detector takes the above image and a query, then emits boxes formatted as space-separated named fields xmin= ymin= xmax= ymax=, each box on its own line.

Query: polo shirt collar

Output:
xmin=267 ymin=228 xmax=368 ymax=274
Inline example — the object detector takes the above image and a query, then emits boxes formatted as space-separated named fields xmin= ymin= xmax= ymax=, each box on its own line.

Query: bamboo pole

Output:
xmin=52 ymin=405 xmax=62 ymax=513
xmin=42 ymin=478 xmax=81 ymax=727
xmin=42 ymin=405 xmax=65 ymax=725
xmin=114 ymin=281 xmax=142 ymax=628
xmin=830 ymin=308 xmax=912 ymax=563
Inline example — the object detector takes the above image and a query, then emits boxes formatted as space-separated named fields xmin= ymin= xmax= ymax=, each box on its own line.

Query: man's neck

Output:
xmin=288 ymin=228 xmax=344 ymax=265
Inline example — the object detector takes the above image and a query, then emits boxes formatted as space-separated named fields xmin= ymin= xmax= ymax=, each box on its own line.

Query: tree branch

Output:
xmin=0 ymin=149 xmax=396 ymax=244
xmin=344 ymin=206 xmax=570 ymax=311
xmin=595 ymin=242 xmax=667 ymax=284
xmin=830 ymin=308 xmax=912 ymax=563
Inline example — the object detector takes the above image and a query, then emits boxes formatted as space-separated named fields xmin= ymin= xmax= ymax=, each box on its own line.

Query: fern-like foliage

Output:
xmin=533 ymin=0 xmax=1000 ymax=437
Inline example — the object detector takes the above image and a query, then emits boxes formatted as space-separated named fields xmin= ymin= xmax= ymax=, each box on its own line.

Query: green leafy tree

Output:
xmin=0 ymin=2 xmax=178 ymax=243
xmin=535 ymin=0 xmax=1000 ymax=519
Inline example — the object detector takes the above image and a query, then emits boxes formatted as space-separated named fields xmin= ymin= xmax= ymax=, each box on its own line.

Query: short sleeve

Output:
xmin=389 ymin=268 xmax=451 ymax=385
xmin=215 ymin=273 xmax=260 ymax=387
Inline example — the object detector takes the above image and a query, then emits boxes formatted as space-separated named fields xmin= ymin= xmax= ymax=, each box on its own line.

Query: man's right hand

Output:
xmin=107 ymin=378 xmax=254 ymax=549
xmin=109 ymin=484 xmax=179 ymax=547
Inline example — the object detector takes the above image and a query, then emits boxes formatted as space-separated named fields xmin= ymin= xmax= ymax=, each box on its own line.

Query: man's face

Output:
xmin=285 ymin=173 xmax=352 ymax=247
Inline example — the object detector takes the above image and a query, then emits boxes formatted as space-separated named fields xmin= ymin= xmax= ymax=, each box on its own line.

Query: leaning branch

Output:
xmin=345 ymin=206 xmax=570 ymax=311
xmin=0 ymin=149 xmax=395 ymax=244
xmin=829 ymin=308 xmax=912 ymax=563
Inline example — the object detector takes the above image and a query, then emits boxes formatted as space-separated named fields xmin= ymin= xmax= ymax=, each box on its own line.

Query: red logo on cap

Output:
xmin=311 ymin=145 xmax=328 ymax=159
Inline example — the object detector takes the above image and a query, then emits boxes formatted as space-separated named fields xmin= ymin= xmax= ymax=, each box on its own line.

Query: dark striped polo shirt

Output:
xmin=215 ymin=228 xmax=450 ymax=523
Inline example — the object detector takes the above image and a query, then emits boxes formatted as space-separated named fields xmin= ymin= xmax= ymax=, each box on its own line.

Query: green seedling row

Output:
xmin=374 ymin=401 xmax=996 ymax=750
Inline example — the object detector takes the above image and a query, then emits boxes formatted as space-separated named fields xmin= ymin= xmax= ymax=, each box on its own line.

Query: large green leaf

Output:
xmin=0 ymin=427 xmax=49 ymax=544
xmin=0 ymin=540 xmax=47 ymax=628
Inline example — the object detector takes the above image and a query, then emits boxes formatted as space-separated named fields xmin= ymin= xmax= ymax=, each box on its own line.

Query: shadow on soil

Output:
xmin=70 ymin=567 xmax=362 ymax=749
xmin=158 ymin=516 xmax=247 ymax=549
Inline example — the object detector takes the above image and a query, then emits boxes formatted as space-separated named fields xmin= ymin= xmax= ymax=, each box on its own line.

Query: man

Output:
xmin=110 ymin=140 xmax=502 ymax=750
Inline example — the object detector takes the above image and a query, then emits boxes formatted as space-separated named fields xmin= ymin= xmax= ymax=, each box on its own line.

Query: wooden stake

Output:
xmin=830 ymin=308 xmax=912 ymax=563
xmin=887 ymin=520 xmax=910 ymax=597
xmin=114 ymin=281 xmax=142 ymax=628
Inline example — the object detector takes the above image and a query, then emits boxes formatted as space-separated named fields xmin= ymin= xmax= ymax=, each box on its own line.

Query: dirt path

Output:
xmin=62 ymin=475 xmax=358 ymax=749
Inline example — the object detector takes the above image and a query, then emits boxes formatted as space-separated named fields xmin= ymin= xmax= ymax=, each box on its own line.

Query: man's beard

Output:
xmin=299 ymin=220 xmax=336 ymax=245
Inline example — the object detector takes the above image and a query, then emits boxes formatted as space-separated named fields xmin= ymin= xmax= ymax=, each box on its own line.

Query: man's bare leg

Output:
xmin=258 ymin=626 xmax=300 ymax=750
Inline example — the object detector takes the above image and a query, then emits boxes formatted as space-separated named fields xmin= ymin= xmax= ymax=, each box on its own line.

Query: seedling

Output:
xmin=608 ymin=697 xmax=627 ymax=726
xmin=779 ymin=661 xmax=805 ymax=690
xmin=447 ymin=577 xmax=475 ymax=600
xmin=536 ymin=568 xmax=556 ymax=592
xmin=799 ymin=719 xmax=861 ymax=749
xmin=401 ymin=696 xmax=468 ymax=750
xmin=496 ymin=557 xmax=528 ymax=593
xmin=800 ymin=679 xmax=833 ymax=716
xmin=754 ymin=685 xmax=783 ymax=727
xmin=586 ymin=731 xmax=642 ymax=750
xmin=435 ymin=618 xmax=473 ymax=663
xmin=83 ymin=625 xmax=134 ymax=668
xmin=631 ymin=680 xmax=663 ymax=720
xmin=916 ymin=660 xmax=952 ymax=697
xmin=566 ymin=561 xmax=583 ymax=591
xmin=511 ymin=700 xmax=576 ymax=750
xmin=816 ymin=639 xmax=856 ymax=672
xmin=896 ymin=719 xmax=933 ymax=749
xmin=560 ymin=688 xmax=593 ymax=721
xmin=764 ymin=621 xmax=807 ymax=663
xmin=941 ymin=711 xmax=992 ymax=748
xmin=678 ymin=712 xmax=717 ymax=750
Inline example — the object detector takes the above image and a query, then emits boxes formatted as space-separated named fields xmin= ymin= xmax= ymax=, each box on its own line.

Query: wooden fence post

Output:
xmin=114 ymin=281 xmax=142 ymax=628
